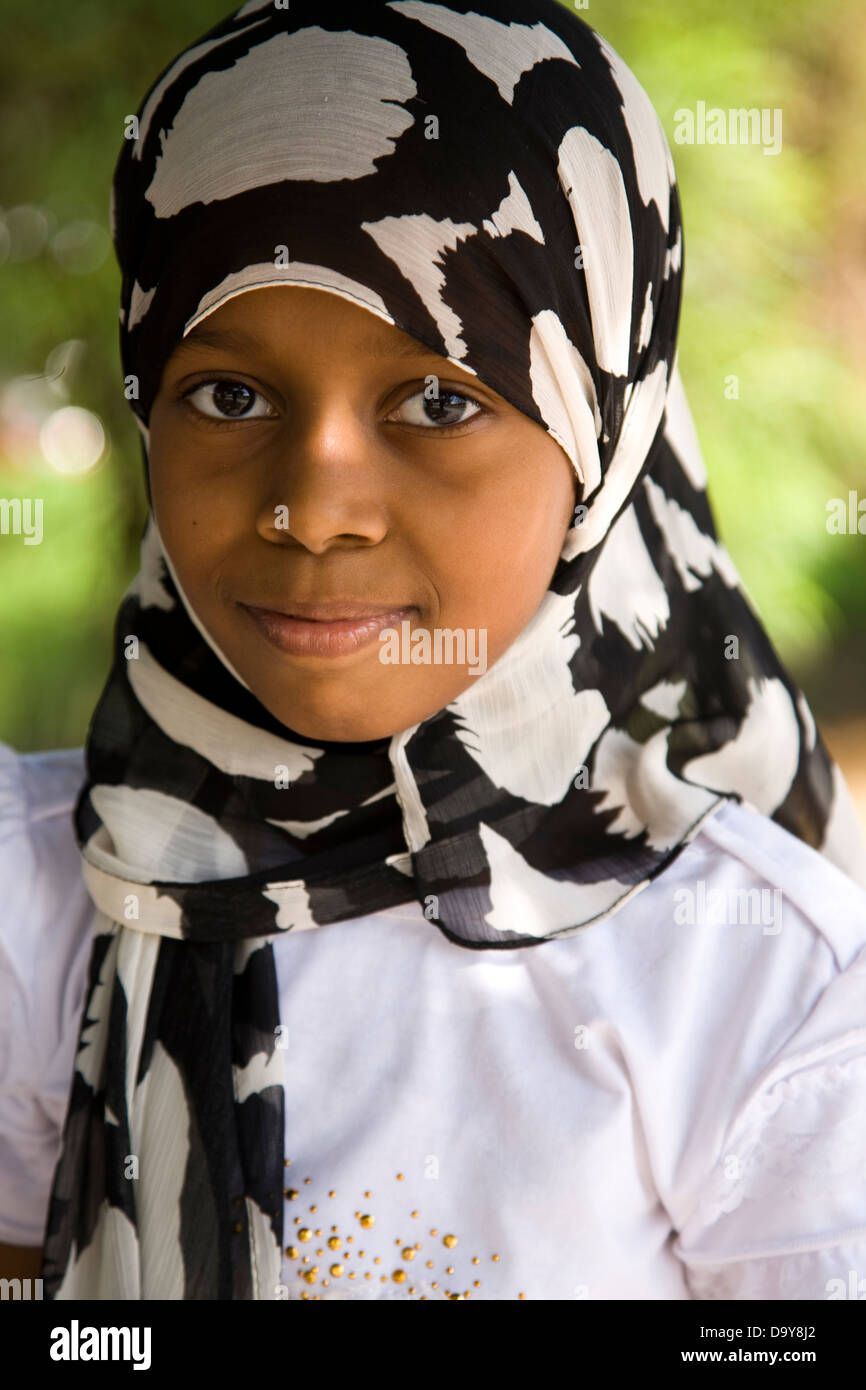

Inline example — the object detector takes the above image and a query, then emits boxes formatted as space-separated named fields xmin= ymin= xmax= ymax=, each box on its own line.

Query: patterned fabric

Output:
xmin=41 ymin=0 xmax=866 ymax=1299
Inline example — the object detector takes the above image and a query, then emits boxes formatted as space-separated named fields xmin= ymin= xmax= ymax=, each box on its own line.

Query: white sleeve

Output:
xmin=0 ymin=743 xmax=92 ymax=1246
xmin=672 ymin=939 xmax=866 ymax=1299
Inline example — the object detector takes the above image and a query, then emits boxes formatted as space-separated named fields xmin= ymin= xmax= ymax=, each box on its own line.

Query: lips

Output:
xmin=239 ymin=602 xmax=416 ymax=658
xmin=244 ymin=600 xmax=413 ymax=622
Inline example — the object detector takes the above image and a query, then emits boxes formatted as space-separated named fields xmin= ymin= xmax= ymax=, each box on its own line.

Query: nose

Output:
xmin=254 ymin=400 xmax=391 ymax=553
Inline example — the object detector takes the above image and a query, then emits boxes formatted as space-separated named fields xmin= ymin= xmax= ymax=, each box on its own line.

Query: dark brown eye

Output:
xmin=390 ymin=386 xmax=484 ymax=429
xmin=212 ymin=381 xmax=255 ymax=416
xmin=183 ymin=379 xmax=276 ymax=421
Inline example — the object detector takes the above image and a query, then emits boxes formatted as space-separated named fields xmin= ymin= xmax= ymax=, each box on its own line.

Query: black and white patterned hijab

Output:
xmin=42 ymin=0 xmax=865 ymax=1299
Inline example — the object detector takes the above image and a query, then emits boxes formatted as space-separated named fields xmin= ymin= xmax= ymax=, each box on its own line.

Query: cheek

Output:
xmin=147 ymin=428 xmax=184 ymax=537
xmin=479 ymin=464 xmax=573 ymax=574
xmin=149 ymin=429 xmax=239 ymax=554
xmin=425 ymin=465 xmax=571 ymax=628
xmin=148 ymin=459 xmax=216 ymax=600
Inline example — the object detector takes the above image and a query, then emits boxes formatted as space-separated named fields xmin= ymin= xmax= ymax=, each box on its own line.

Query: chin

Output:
xmin=285 ymin=714 xmax=392 ymax=742
xmin=254 ymin=689 xmax=394 ymax=743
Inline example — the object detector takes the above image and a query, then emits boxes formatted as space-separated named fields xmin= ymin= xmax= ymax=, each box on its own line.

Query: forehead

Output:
xmin=169 ymin=285 xmax=486 ymax=383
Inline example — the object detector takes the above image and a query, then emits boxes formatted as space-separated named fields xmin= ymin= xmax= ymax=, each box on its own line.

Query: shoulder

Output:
xmin=627 ymin=799 xmax=866 ymax=1095
xmin=0 ymin=741 xmax=95 ymax=1094
xmin=0 ymin=738 xmax=88 ymax=812
xmin=671 ymin=797 xmax=866 ymax=1130
xmin=0 ymin=742 xmax=98 ymax=1245
xmin=517 ymin=799 xmax=866 ymax=1167
xmin=675 ymin=796 xmax=866 ymax=965
xmin=624 ymin=801 xmax=866 ymax=1291
xmin=578 ymin=797 xmax=866 ymax=1186
xmin=0 ymin=739 xmax=93 ymax=963
xmin=591 ymin=798 xmax=866 ymax=1046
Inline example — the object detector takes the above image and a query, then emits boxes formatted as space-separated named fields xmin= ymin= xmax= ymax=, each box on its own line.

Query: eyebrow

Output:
xmin=176 ymin=324 xmax=445 ymax=362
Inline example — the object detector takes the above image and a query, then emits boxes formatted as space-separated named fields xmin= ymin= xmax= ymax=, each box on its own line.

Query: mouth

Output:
xmin=238 ymin=602 xmax=417 ymax=659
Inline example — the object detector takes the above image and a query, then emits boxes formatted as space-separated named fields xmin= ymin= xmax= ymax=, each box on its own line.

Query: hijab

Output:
xmin=42 ymin=0 xmax=866 ymax=1299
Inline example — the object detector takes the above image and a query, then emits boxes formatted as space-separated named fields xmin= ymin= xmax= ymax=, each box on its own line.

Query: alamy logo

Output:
xmin=49 ymin=1319 xmax=152 ymax=1371
xmin=0 ymin=1277 xmax=42 ymax=1299
xmin=673 ymin=102 xmax=782 ymax=155
xmin=826 ymin=491 xmax=866 ymax=534
xmin=379 ymin=620 xmax=487 ymax=675
xmin=825 ymin=1270 xmax=866 ymax=1299
xmin=0 ymin=497 xmax=43 ymax=545
xmin=673 ymin=881 xmax=782 ymax=934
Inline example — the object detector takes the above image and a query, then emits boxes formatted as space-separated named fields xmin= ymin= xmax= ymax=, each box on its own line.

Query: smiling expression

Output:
xmin=147 ymin=285 xmax=578 ymax=742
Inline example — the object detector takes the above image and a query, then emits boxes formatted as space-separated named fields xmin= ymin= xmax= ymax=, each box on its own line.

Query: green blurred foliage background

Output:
xmin=0 ymin=0 xmax=864 ymax=758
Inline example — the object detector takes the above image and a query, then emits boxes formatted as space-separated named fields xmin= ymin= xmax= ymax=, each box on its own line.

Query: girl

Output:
xmin=1 ymin=0 xmax=865 ymax=1301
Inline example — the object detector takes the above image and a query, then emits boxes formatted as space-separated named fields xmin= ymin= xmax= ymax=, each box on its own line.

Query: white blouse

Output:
xmin=1 ymin=740 xmax=865 ymax=1301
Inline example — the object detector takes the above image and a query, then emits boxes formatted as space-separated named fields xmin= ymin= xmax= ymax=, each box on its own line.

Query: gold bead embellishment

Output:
xmin=283 ymin=1159 xmax=291 ymax=1167
xmin=279 ymin=1174 xmax=517 ymax=1298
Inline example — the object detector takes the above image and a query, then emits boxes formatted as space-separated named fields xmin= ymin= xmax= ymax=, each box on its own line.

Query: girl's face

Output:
xmin=148 ymin=286 xmax=577 ymax=742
